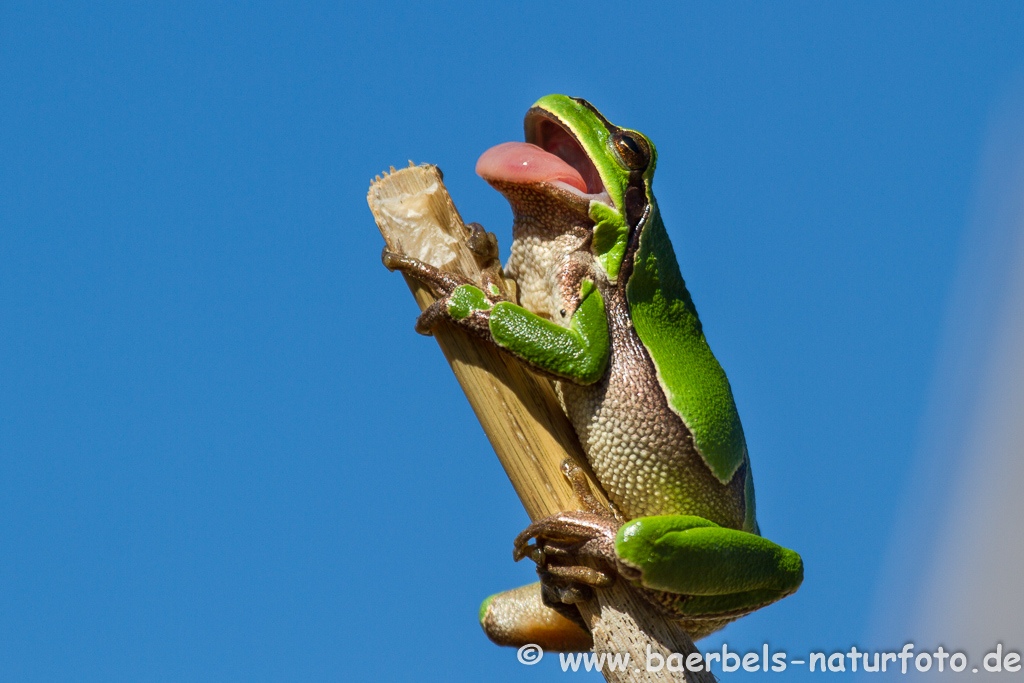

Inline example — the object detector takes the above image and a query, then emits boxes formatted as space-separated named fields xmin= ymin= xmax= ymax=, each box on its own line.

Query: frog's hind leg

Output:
xmin=614 ymin=514 xmax=805 ymax=620
xmin=479 ymin=582 xmax=593 ymax=652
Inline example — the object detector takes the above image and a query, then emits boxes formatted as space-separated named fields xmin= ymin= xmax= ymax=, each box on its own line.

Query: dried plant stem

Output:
xmin=368 ymin=163 xmax=713 ymax=683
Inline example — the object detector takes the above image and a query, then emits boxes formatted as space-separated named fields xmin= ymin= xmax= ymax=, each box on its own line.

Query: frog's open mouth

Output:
xmin=476 ymin=113 xmax=611 ymax=206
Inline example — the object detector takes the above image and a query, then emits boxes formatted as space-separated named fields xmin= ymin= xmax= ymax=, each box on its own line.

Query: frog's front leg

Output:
xmin=381 ymin=247 xmax=495 ymax=336
xmin=383 ymin=240 xmax=610 ymax=384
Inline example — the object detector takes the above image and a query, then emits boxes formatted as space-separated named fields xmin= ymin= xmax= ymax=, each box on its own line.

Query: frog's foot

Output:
xmin=380 ymin=222 xmax=504 ymax=299
xmin=509 ymin=460 xmax=625 ymax=611
xmin=381 ymin=247 xmax=509 ymax=336
xmin=381 ymin=248 xmax=470 ymax=298
xmin=513 ymin=510 xmax=621 ymax=612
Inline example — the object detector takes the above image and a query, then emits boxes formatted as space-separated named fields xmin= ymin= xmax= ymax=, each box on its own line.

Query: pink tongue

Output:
xmin=475 ymin=142 xmax=588 ymax=193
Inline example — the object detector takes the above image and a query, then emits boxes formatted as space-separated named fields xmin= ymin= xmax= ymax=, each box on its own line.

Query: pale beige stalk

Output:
xmin=367 ymin=163 xmax=713 ymax=683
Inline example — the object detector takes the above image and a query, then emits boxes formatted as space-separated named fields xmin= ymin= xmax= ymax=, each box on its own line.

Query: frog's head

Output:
xmin=476 ymin=95 xmax=657 ymax=281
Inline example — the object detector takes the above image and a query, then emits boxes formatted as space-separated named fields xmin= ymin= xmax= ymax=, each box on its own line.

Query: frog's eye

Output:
xmin=610 ymin=131 xmax=650 ymax=171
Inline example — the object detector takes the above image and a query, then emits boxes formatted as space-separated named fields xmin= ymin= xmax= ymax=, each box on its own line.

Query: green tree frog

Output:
xmin=382 ymin=95 xmax=802 ymax=650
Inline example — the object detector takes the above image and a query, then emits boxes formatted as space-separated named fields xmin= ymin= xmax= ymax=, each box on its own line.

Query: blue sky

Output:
xmin=2 ymin=2 xmax=1022 ymax=681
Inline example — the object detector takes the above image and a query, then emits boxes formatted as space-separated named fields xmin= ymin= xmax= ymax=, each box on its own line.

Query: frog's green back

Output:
xmin=625 ymin=207 xmax=747 ymax=485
